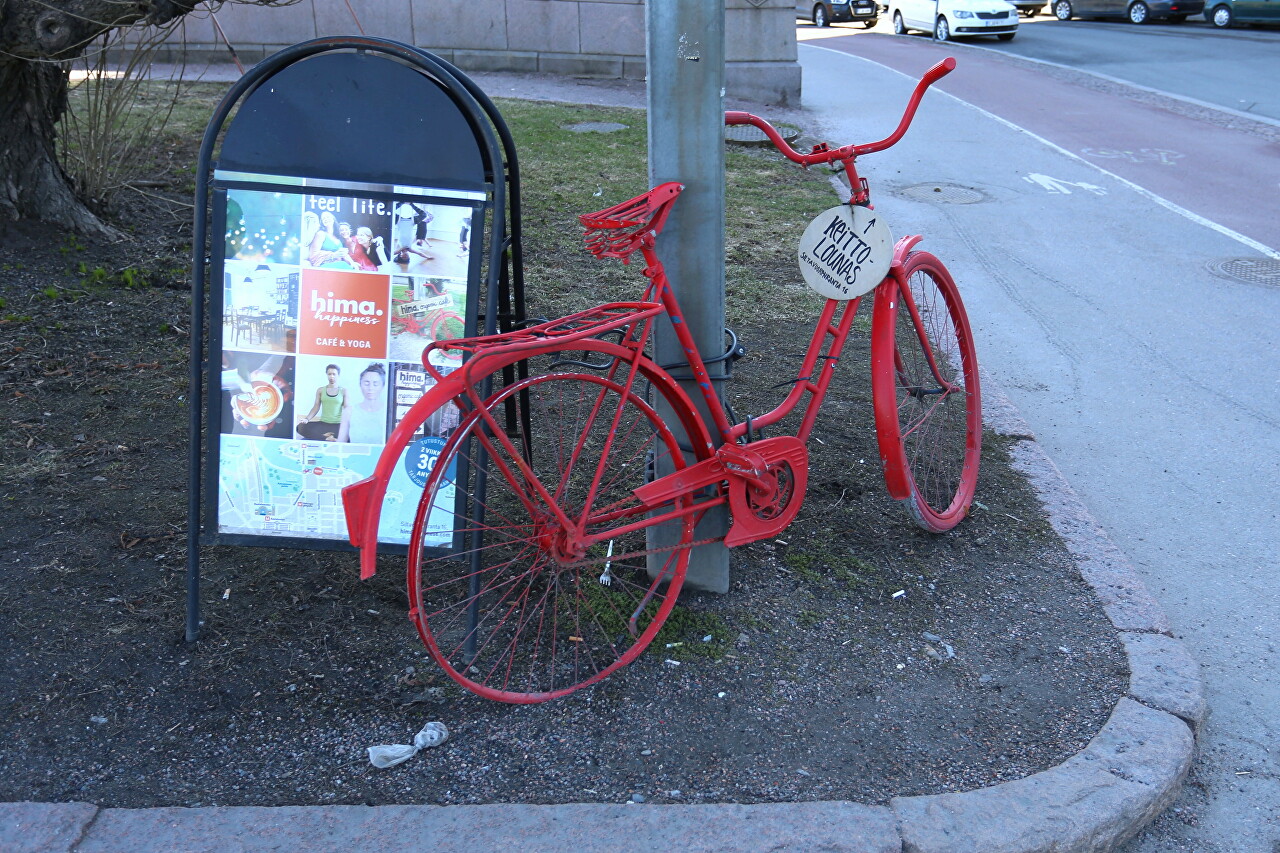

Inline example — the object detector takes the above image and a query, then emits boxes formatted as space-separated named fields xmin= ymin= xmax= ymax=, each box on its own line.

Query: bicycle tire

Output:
xmin=871 ymin=251 xmax=981 ymax=532
xmin=406 ymin=342 xmax=707 ymax=703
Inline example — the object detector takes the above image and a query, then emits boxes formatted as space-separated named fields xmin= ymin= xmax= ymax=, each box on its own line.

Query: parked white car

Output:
xmin=891 ymin=0 xmax=1019 ymax=39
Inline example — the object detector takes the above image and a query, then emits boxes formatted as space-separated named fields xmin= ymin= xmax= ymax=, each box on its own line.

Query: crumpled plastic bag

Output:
xmin=368 ymin=721 xmax=449 ymax=768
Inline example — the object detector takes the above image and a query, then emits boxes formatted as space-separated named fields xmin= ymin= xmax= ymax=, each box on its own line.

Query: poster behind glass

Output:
xmin=214 ymin=185 xmax=475 ymax=547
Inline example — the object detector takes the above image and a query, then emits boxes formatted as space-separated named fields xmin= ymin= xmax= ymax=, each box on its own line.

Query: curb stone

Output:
xmin=1120 ymin=633 xmax=1209 ymax=733
xmin=22 ymin=802 xmax=903 ymax=853
xmin=890 ymin=698 xmax=1193 ymax=853
xmin=0 ymin=802 xmax=97 ymax=853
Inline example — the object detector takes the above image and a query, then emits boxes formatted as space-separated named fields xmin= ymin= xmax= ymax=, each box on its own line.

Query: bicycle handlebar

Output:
xmin=725 ymin=57 xmax=956 ymax=165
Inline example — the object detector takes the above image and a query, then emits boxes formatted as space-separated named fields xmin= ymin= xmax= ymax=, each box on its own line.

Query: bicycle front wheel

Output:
xmin=871 ymin=251 xmax=981 ymax=532
xmin=406 ymin=344 xmax=705 ymax=703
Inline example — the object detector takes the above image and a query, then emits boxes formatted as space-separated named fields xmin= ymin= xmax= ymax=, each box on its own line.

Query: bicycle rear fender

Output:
xmin=342 ymin=376 xmax=465 ymax=580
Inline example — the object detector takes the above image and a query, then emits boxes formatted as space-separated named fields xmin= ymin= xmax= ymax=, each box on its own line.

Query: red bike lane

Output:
xmin=806 ymin=33 xmax=1280 ymax=255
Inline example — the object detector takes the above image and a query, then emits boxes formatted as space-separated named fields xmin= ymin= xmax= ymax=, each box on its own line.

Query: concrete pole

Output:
xmin=645 ymin=0 xmax=730 ymax=593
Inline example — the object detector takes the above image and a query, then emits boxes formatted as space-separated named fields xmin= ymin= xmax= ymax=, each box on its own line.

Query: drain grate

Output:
xmin=900 ymin=183 xmax=986 ymax=204
xmin=563 ymin=121 xmax=629 ymax=134
xmin=1207 ymin=257 xmax=1280 ymax=287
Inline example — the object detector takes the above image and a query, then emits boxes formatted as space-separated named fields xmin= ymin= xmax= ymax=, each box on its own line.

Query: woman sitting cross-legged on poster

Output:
xmin=296 ymin=364 xmax=347 ymax=441
xmin=339 ymin=363 xmax=387 ymax=444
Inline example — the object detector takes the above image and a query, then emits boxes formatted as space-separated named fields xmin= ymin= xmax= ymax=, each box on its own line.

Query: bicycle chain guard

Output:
xmin=633 ymin=435 xmax=808 ymax=549
xmin=722 ymin=436 xmax=808 ymax=548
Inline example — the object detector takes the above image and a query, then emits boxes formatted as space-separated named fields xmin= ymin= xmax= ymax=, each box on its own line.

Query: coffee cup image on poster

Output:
xmin=214 ymin=185 xmax=472 ymax=547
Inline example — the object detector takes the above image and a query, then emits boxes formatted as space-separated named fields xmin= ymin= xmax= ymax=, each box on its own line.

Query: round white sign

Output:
xmin=797 ymin=205 xmax=893 ymax=301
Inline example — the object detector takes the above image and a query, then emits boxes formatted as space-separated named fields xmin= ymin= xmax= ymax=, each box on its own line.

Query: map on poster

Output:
xmin=212 ymin=179 xmax=478 ymax=546
xmin=217 ymin=436 xmax=377 ymax=538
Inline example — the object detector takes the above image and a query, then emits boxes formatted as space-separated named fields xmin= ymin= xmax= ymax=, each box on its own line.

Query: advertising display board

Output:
xmin=186 ymin=38 xmax=528 ymax=640
xmin=209 ymin=176 xmax=480 ymax=548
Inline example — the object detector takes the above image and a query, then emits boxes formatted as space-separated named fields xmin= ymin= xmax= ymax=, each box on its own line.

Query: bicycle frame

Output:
xmin=635 ymin=227 xmax=880 ymax=448
xmin=344 ymin=56 xmax=962 ymax=572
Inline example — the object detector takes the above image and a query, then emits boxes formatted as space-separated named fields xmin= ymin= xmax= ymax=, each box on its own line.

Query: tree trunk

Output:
xmin=0 ymin=58 xmax=113 ymax=235
xmin=0 ymin=0 xmax=229 ymax=235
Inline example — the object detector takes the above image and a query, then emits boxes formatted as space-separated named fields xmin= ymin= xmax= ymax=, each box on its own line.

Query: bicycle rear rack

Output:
xmin=579 ymin=182 xmax=684 ymax=264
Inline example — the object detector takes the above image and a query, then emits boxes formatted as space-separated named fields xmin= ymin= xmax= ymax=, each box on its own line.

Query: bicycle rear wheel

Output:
xmin=871 ymin=251 xmax=981 ymax=532
xmin=406 ymin=344 xmax=706 ymax=703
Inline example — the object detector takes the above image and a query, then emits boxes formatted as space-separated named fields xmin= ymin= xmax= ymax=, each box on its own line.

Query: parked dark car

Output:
xmin=799 ymin=0 xmax=880 ymax=27
xmin=1207 ymin=0 xmax=1280 ymax=26
xmin=1052 ymin=0 xmax=1203 ymax=21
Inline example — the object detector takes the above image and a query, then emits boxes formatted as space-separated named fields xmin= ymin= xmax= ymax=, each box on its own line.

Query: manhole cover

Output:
xmin=900 ymin=183 xmax=986 ymax=204
xmin=563 ymin=121 xmax=629 ymax=134
xmin=725 ymin=122 xmax=801 ymax=147
xmin=1207 ymin=257 xmax=1280 ymax=287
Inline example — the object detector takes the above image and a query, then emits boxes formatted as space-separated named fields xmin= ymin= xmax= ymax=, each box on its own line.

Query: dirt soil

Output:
xmin=0 ymin=135 xmax=1126 ymax=810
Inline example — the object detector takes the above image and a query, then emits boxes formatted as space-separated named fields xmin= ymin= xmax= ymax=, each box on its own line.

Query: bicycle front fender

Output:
xmin=342 ymin=375 xmax=467 ymax=580
xmin=874 ymin=236 xmax=924 ymax=502
xmin=892 ymin=234 xmax=924 ymax=266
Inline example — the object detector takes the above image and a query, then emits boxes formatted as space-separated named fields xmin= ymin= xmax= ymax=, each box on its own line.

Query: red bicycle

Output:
xmin=343 ymin=57 xmax=980 ymax=703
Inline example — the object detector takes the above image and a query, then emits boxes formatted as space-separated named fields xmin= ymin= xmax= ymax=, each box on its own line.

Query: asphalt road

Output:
xmin=993 ymin=17 xmax=1280 ymax=123
xmin=797 ymin=23 xmax=1279 ymax=852
xmin=803 ymin=10 xmax=1280 ymax=123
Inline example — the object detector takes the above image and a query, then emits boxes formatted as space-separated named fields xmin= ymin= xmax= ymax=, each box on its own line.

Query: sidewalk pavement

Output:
xmin=1 ymin=50 xmax=1205 ymax=853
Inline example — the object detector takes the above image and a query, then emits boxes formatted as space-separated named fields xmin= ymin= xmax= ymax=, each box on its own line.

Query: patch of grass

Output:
xmin=653 ymin=605 xmax=731 ymax=661
xmin=738 ymin=612 xmax=774 ymax=634
xmin=796 ymin=609 xmax=823 ymax=628
xmin=781 ymin=551 xmax=824 ymax=585
xmin=75 ymin=263 xmax=149 ymax=292
xmin=828 ymin=554 xmax=880 ymax=585
xmin=79 ymin=263 xmax=110 ymax=288
xmin=776 ymin=537 xmax=899 ymax=596
xmin=577 ymin=575 xmax=730 ymax=661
